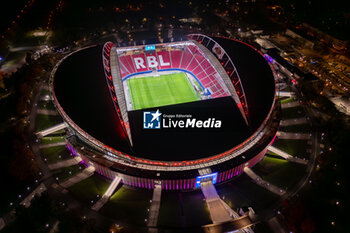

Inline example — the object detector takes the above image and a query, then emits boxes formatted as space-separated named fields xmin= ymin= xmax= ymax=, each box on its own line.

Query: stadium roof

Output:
xmin=54 ymin=38 xmax=275 ymax=162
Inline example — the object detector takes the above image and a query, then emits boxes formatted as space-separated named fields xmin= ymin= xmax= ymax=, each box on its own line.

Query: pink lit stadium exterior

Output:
xmin=50 ymin=34 xmax=280 ymax=190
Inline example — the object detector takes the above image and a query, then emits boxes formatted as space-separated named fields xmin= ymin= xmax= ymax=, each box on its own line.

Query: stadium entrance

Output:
xmin=195 ymin=172 xmax=218 ymax=188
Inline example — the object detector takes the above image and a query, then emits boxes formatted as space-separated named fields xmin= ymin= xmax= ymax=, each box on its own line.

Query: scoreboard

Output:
xmin=145 ymin=44 xmax=156 ymax=51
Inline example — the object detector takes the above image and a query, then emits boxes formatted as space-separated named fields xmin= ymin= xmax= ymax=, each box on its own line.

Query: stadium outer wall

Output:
xmin=50 ymin=38 xmax=280 ymax=190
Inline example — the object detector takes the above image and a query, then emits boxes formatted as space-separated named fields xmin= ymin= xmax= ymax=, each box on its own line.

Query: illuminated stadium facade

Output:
xmin=50 ymin=34 xmax=280 ymax=190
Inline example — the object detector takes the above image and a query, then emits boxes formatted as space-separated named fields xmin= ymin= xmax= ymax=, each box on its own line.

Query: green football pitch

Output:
xmin=127 ymin=72 xmax=200 ymax=110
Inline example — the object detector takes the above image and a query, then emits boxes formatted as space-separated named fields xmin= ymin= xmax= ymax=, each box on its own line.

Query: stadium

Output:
xmin=50 ymin=34 xmax=279 ymax=191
